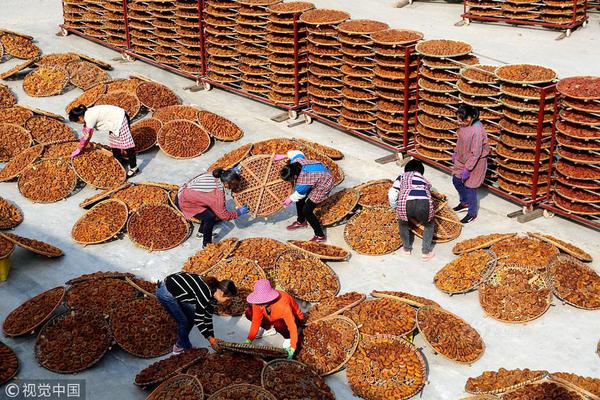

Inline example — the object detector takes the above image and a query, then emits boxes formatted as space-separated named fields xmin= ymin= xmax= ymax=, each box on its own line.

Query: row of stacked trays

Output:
xmin=204 ymin=0 xmax=241 ymax=83
xmin=336 ymin=20 xmax=390 ymax=133
xmin=372 ymin=29 xmax=422 ymax=144
xmin=466 ymin=0 xmax=586 ymax=27
xmin=63 ymin=0 xmax=128 ymax=48
xmin=494 ymin=64 xmax=557 ymax=198
xmin=127 ymin=0 xmax=203 ymax=75
xmin=265 ymin=1 xmax=313 ymax=105
xmin=553 ymin=76 xmax=600 ymax=216
xmin=414 ymin=39 xmax=479 ymax=162
xmin=303 ymin=8 xmax=350 ymax=118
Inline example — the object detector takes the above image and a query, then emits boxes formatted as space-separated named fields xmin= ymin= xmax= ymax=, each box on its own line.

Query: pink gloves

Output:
xmin=70 ymin=134 xmax=91 ymax=158
xmin=283 ymin=198 xmax=293 ymax=207
xmin=274 ymin=154 xmax=286 ymax=161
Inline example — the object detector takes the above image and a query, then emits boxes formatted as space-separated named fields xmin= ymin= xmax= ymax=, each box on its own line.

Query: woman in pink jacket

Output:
xmin=175 ymin=168 xmax=249 ymax=247
xmin=451 ymin=104 xmax=490 ymax=224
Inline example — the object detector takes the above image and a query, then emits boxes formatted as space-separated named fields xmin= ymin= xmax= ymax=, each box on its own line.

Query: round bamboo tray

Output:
xmin=71 ymin=148 xmax=126 ymax=190
xmin=435 ymin=250 xmax=498 ymax=295
xmin=217 ymin=341 xmax=288 ymax=359
xmin=79 ymin=182 xmax=131 ymax=209
xmin=134 ymin=348 xmax=209 ymax=387
xmin=556 ymin=76 xmax=600 ymax=100
xmin=0 ymin=144 xmax=45 ymax=182
xmin=416 ymin=39 xmax=472 ymax=58
xmin=343 ymin=206 xmax=402 ymax=256
xmin=528 ymin=232 xmax=592 ymax=262
xmin=126 ymin=204 xmax=191 ymax=251
xmin=465 ymin=370 xmax=549 ymax=395
xmin=2 ymin=287 xmax=66 ymax=337
xmin=547 ymin=254 xmax=600 ymax=310
xmin=495 ymin=64 xmax=557 ymax=84
xmin=305 ymin=292 xmax=366 ymax=325
xmin=207 ymin=384 xmax=277 ymax=400
xmin=416 ymin=305 xmax=485 ymax=364
xmin=0 ymin=341 xmax=19 ymax=386
xmin=286 ymin=240 xmax=350 ymax=261
xmin=314 ymin=188 xmax=360 ymax=226
xmin=0 ymin=232 xmax=63 ymax=257
xmin=17 ymin=159 xmax=78 ymax=203
xmin=71 ymin=199 xmax=128 ymax=245
xmin=146 ymin=374 xmax=204 ymax=400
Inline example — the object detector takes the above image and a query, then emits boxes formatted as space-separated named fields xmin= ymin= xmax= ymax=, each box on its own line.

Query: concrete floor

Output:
xmin=1 ymin=1 xmax=599 ymax=399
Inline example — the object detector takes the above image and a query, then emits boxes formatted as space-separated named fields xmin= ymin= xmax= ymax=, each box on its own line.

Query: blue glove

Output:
xmin=460 ymin=168 xmax=470 ymax=181
xmin=236 ymin=205 xmax=250 ymax=216
xmin=285 ymin=347 xmax=295 ymax=359
xmin=231 ymin=165 xmax=240 ymax=173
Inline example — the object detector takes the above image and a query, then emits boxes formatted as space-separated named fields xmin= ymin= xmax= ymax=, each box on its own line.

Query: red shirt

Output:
xmin=177 ymin=186 xmax=238 ymax=221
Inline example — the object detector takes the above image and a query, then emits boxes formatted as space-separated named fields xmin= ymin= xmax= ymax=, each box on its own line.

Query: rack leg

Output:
xmin=455 ymin=18 xmax=469 ymax=27
xmin=203 ymin=81 xmax=212 ymax=91
xmin=288 ymin=110 xmax=298 ymax=120
xmin=57 ymin=27 xmax=69 ymax=37
xmin=304 ymin=114 xmax=313 ymax=125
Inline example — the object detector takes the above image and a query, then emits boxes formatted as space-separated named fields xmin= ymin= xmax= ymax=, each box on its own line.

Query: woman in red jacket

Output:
xmin=175 ymin=168 xmax=249 ymax=246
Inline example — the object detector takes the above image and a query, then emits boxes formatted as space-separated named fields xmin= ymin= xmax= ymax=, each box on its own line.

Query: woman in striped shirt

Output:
xmin=451 ymin=104 xmax=490 ymax=224
xmin=156 ymin=272 xmax=238 ymax=354
xmin=174 ymin=168 xmax=249 ymax=246
xmin=388 ymin=160 xmax=435 ymax=261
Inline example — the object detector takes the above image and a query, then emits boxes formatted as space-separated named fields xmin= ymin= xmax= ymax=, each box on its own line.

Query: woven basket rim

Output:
xmin=547 ymin=254 xmax=600 ymax=310
xmin=71 ymin=199 xmax=129 ymax=245
xmin=0 ymin=143 xmax=45 ymax=182
xmin=145 ymin=374 xmax=204 ymax=400
xmin=0 ymin=231 xmax=64 ymax=257
xmin=559 ymin=109 xmax=600 ymax=127
xmin=528 ymin=233 xmax=592 ymax=262
xmin=286 ymin=240 xmax=350 ymax=261
xmin=218 ymin=340 xmax=288 ymax=358
xmin=546 ymin=374 xmax=600 ymax=400
xmin=314 ymin=187 xmax=360 ymax=226
xmin=305 ymin=293 xmax=367 ymax=325
xmin=79 ymin=182 xmax=132 ymax=208
xmin=435 ymin=249 xmax=498 ymax=295
xmin=416 ymin=39 xmax=473 ymax=58
xmin=465 ymin=370 xmax=549 ymax=395
xmin=495 ymin=64 xmax=557 ymax=84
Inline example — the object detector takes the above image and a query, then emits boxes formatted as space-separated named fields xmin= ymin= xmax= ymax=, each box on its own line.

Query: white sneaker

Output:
xmin=282 ymin=338 xmax=291 ymax=349
xmin=256 ymin=327 xmax=277 ymax=339
xmin=399 ymin=248 xmax=411 ymax=256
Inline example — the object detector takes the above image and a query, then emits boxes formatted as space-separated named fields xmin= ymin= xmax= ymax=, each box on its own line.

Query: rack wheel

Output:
xmin=566 ymin=29 xmax=571 ymax=37
xmin=543 ymin=210 xmax=555 ymax=219
xmin=583 ymin=20 xmax=588 ymax=27
xmin=465 ymin=18 xmax=470 ymax=26
xmin=304 ymin=114 xmax=313 ymax=125
xmin=288 ymin=110 xmax=298 ymax=120
xmin=58 ymin=27 xmax=69 ymax=36
xmin=121 ymin=53 xmax=134 ymax=62
xmin=522 ymin=205 xmax=532 ymax=215
xmin=203 ymin=82 xmax=212 ymax=91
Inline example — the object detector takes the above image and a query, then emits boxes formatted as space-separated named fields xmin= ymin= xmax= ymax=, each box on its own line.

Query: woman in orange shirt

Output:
xmin=244 ymin=279 xmax=304 ymax=359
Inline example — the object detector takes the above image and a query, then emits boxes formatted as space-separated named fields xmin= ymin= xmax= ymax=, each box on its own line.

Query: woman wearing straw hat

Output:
xmin=277 ymin=150 xmax=334 ymax=243
xmin=157 ymin=272 xmax=238 ymax=355
xmin=244 ymin=279 xmax=304 ymax=359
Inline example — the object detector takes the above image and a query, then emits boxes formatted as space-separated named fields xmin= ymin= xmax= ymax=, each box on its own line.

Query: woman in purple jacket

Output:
xmin=451 ymin=104 xmax=490 ymax=224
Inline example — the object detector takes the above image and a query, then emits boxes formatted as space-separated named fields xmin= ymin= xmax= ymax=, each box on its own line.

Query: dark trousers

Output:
xmin=400 ymin=199 xmax=434 ymax=254
xmin=156 ymin=281 xmax=196 ymax=349
xmin=452 ymin=176 xmax=478 ymax=216
xmin=174 ymin=196 xmax=217 ymax=246
xmin=244 ymin=307 xmax=291 ymax=339
xmin=111 ymin=147 xmax=137 ymax=169
xmin=296 ymin=198 xmax=324 ymax=237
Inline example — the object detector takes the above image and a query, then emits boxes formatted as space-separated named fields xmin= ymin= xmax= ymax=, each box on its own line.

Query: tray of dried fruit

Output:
xmin=286 ymin=240 xmax=350 ymax=261
xmin=0 ymin=232 xmax=63 ymax=257
xmin=110 ymin=297 xmax=177 ymax=358
xmin=17 ymin=159 xmax=78 ymax=203
xmin=434 ymin=250 xmax=498 ymax=295
xmin=347 ymin=334 xmax=427 ymax=400
xmin=478 ymin=264 xmax=553 ymax=324
xmin=547 ymin=372 xmax=600 ymax=400
xmin=0 ymin=341 xmax=19 ymax=385
xmin=35 ymin=310 xmax=113 ymax=374
xmin=452 ymin=233 xmax=517 ymax=255
xmin=127 ymin=204 xmax=190 ymax=251
xmin=465 ymin=368 xmax=549 ymax=395
xmin=71 ymin=199 xmax=128 ymax=245
xmin=274 ymin=250 xmax=340 ymax=302
xmin=146 ymin=374 xmax=204 ymax=400
xmin=182 ymin=238 xmax=239 ymax=273
xmin=345 ymin=297 xmax=417 ymax=337
xmin=304 ymin=292 xmax=366 ymax=325
xmin=370 ymin=290 xmax=441 ymax=308
xmin=3 ymin=286 xmax=65 ymax=337
xmin=410 ymin=193 xmax=462 ymax=243
xmin=416 ymin=305 xmax=485 ymax=364
xmin=134 ymin=348 xmax=209 ymax=387
xmin=261 ymin=359 xmax=335 ymax=399
xmin=344 ymin=206 xmax=402 ymax=255
xmin=157 ymin=119 xmax=212 ymax=159
xmin=312 ymin=188 xmax=360 ymax=226
xmin=65 ymin=271 xmax=134 ymax=285
xmin=207 ymin=384 xmax=277 ymax=400
xmin=528 ymin=232 xmax=592 ymax=262
xmin=547 ymin=254 xmax=600 ymax=310
xmin=66 ymin=277 xmax=138 ymax=316
xmin=217 ymin=341 xmax=288 ymax=359
xmin=296 ymin=315 xmax=359 ymax=376
xmin=490 ymin=234 xmax=559 ymax=270
xmin=186 ymin=351 xmax=265 ymax=395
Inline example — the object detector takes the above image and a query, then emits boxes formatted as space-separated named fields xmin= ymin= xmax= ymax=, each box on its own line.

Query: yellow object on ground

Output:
xmin=0 ymin=256 xmax=11 ymax=281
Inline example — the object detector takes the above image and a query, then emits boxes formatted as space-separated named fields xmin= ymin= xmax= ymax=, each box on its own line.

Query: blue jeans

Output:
xmin=156 ymin=281 xmax=196 ymax=349
xmin=452 ymin=176 xmax=478 ymax=217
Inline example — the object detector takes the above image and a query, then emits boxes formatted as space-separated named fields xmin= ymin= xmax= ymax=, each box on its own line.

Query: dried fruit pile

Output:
xmin=434 ymin=250 xmax=495 ymax=294
xmin=552 ymin=76 xmax=600 ymax=218
xmin=23 ymin=66 xmax=69 ymax=97
xmin=550 ymin=372 xmax=600 ymax=397
xmin=452 ymin=233 xmax=517 ymax=254
xmin=135 ymin=349 xmax=208 ymax=386
xmin=208 ymin=144 xmax=253 ymax=172
xmin=208 ymin=384 xmax=276 ymax=400
xmin=0 ymin=144 xmax=44 ymax=182
xmin=0 ymin=32 xmax=40 ymax=59
xmin=199 ymin=111 xmax=243 ymax=141
xmin=274 ymin=250 xmax=339 ymax=302
xmin=127 ymin=204 xmax=189 ymax=251
xmin=233 ymin=237 xmax=289 ymax=271
xmin=233 ymin=155 xmax=293 ymax=217
xmin=490 ymin=235 xmax=558 ymax=270
xmin=345 ymin=297 xmax=416 ymax=336
xmin=347 ymin=335 xmax=426 ymax=400
xmin=356 ymin=179 xmax=393 ymax=207
xmin=466 ymin=368 xmax=548 ymax=394
xmin=0 ymin=197 xmax=23 ymax=229
xmin=344 ymin=206 xmax=401 ymax=255
xmin=0 ymin=341 xmax=18 ymax=385
xmin=71 ymin=199 xmax=128 ymax=244
xmin=186 ymin=352 xmax=264 ymax=395
xmin=136 ymin=81 xmax=181 ymax=110
xmin=157 ymin=119 xmax=211 ymax=159
xmin=183 ymin=238 xmax=239 ymax=273
xmin=72 ymin=148 xmax=126 ymax=189
xmin=304 ymin=292 xmax=365 ymax=324
xmin=130 ymin=118 xmax=161 ymax=153
xmin=112 ymin=184 xmax=169 ymax=211
xmin=66 ymin=278 xmax=138 ymax=316
xmin=548 ymin=255 xmax=600 ymax=310
xmin=18 ymin=158 xmax=77 ymax=203
xmin=287 ymin=240 xmax=349 ymax=260
xmin=0 ymin=232 xmax=63 ymax=257
xmin=371 ymin=290 xmax=441 ymax=308
xmin=24 ymin=116 xmax=75 ymax=144
xmin=416 ymin=306 xmax=484 ymax=363
xmin=296 ymin=316 xmax=359 ymax=375
xmin=314 ymin=188 xmax=360 ymax=226
xmin=35 ymin=311 xmax=112 ymax=373
xmin=66 ymin=60 xmax=110 ymax=90
xmin=262 ymin=359 xmax=335 ymax=400
xmin=478 ymin=264 xmax=552 ymax=323
xmin=111 ymin=297 xmax=177 ymax=358
xmin=146 ymin=374 xmax=204 ymax=400
xmin=502 ymin=382 xmax=582 ymax=400
xmin=3 ymin=287 xmax=65 ymax=336
xmin=0 ymin=123 xmax=32 ymax=162
xmin=66 ymin=271 xmax=134 ymax=285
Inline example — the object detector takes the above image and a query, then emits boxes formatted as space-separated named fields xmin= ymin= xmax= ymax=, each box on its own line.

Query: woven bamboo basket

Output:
xmin=0 ymin=144 xmax=45 ymax=182
xmin=465 ymin=370 xmax=549 ymax=395
xmin=146 ymin=374 xmax=204 ymax=400
xmin=78 ymin=183 xmax=131 ymax=209
xmin=435 ymin=250 xmax=498 ymax=295
xmin=547 ymin=375 xmax=600 ymax=400
xmin=547 ymin=254 xmax=600 ymax=310
xmin=0 ymin=341 xmax=19 ymax=385
xmin=71 ymin=199 xmax=128 ymax=245
xmin=2 ymin=286 xmax=66 ymax=337
xmin=218 ymin=341 xmax=287 ymax=359
xmin=0 ymin=232 xmax=63 ymax=257
xmin=134 ymin=349 xmax=208 ymax=387
xmin=66 ymin=271 xmax=134 ymax=285
xmin=71 ymin=148 xmax=127 ymax=190
xmin=126 ymin=204 xmax=191 ymax=251
xmin=528 ymin=233 xmax=592 ymax=262
xmin=17 ymin=159 xmax=78 ymax=203
xmin=286 ymin=240 xmax=350 ymax=261
xmin=495 ymin=64 xmax=557 ymax=85
xmin=305 ymin=293 xmax=367 ymax=325
xmin=207 ymin=384 xmax=277 ymax=400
